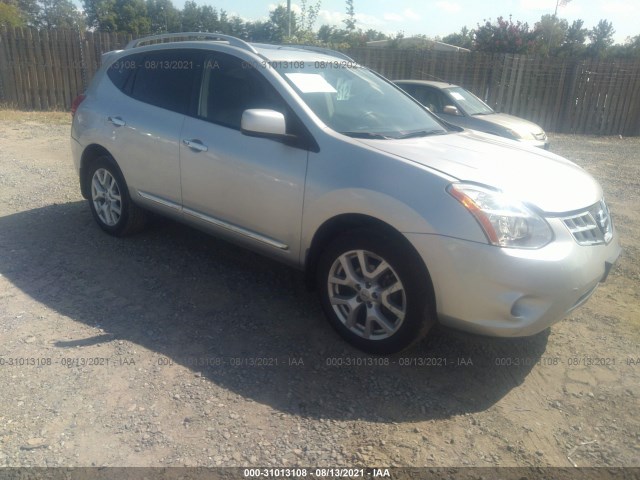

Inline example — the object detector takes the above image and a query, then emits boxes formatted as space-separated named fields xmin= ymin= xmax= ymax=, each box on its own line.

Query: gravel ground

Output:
xmin=0 ymin=111 xmax=638 ymax=468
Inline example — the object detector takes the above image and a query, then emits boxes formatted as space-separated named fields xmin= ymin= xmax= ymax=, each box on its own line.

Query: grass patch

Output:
xmin=0 ymin=109 xmax=71 ymax=125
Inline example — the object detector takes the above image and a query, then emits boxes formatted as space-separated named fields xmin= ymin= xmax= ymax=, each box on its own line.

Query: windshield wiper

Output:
xmin=396 ymin=129 xmax=447 ymax=139
xmin=471 ymin=112 xmax=492 ymax=116
xmin=341 ymin=131 xmax=391 ymax=139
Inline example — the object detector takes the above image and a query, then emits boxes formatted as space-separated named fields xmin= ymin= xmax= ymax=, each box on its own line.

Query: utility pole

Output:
xmin=549 ymin=0 xmax=571 ymax=55
xmin=287 ymin=0 xmax=291 ymax=37
xmin=555 ymin=0 xmax=571 ymax=17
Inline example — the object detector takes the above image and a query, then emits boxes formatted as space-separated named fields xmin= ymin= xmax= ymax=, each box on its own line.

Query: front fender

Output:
xmin=300 ymin=145 xmax=488 ymax=265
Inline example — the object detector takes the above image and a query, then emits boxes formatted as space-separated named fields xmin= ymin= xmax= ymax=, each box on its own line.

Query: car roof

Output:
xmin=395 ymin=79 xmax=459 ymax=89
xmin=252 ymin=43 xmax=353 ymax=63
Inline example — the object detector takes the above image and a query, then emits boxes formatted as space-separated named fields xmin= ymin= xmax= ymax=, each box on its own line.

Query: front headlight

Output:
xmin=448 ymin=183 xmax=553 ymax=249
xmin=504 ymin=127 xmax=522 ymax=140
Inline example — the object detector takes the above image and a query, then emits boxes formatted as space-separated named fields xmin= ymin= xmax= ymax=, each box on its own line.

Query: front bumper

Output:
xmin=406 ymin=220 xmax=621 ymax=337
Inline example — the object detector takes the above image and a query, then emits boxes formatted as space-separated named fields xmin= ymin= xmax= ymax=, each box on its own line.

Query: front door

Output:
xmin=180 ymin=52 xmax=309 ymax=262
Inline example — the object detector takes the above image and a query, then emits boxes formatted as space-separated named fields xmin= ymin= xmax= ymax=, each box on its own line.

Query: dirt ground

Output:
xmin=0 ymin=110 xmax=638 ymax=468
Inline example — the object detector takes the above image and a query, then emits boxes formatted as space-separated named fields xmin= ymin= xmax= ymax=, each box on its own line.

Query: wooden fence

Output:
xmin=1 ymin=26 xmax=640 ymax=135
xmin=0 ymin=27 xmax=133 ymax=111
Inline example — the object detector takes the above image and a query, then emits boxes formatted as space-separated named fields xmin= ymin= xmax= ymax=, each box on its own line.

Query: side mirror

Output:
xmin=241 ymin=109 xmax=286 ymax=137
xmin=443 ymin=105 xmax=461 ymax=116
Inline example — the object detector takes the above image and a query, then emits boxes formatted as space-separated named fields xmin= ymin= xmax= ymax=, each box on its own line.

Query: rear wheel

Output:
xmin=87 ymin=155 xmax=147 ymax=236
xmin=317 ymin=229 xmax=435 ymax=354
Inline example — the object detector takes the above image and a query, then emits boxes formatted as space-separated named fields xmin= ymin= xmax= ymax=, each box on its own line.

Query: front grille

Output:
xmin=561 ymin=200 xmax=613 ymax=246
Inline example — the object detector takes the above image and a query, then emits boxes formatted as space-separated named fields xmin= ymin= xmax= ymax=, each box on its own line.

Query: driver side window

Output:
xmin=420 ymin=88 xmax=447 ymax=114
xmin=198 ymin=54 xmax=287 ymax=130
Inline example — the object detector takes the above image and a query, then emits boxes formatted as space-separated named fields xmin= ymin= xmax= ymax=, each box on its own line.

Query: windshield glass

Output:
xmin=273 ymin=62 xmax=448 ymax=139
xmin=446 ymin=87 xmax=494 ymax=116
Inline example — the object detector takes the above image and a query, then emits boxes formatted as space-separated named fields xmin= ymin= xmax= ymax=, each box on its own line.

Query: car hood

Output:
xmin=359 ymin=130 xmax=601 ymax=213
xmin=474 ymin=112 xmax=545 ymax=136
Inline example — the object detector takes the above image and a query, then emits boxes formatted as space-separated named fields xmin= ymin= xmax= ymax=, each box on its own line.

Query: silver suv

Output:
xmin=71 ymin=33 xmax=621 ymax=354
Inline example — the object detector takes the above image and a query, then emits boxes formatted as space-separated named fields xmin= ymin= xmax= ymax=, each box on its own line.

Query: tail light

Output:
xmin=71 ymin=94 xmax=86 ymax=117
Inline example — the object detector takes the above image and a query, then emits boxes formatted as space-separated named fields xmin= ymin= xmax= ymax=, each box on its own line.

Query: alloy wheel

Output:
xmin=327 ymin=249 xmax=407 ymax=340
xmin=91 ymin=168 xmax=122 ymax=226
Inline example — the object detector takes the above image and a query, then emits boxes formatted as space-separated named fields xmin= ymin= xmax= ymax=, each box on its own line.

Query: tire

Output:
xmin=317 ymin=229 xmax=436 ymax=354
xmin=86 ymin=155 xmax=147 ymax=236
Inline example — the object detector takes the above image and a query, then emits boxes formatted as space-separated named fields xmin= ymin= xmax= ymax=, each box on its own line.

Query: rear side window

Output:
xmin=107 ymin=55 xmax=139 ymax=91
xmin=107 ymin=50 xmax=202 ymax=114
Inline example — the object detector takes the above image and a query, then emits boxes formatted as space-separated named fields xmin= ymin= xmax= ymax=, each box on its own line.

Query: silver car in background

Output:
xmin=71 ymin=33 xmax=620 ymax=353
xmin=395 ymin=79 xmax=550 ymax=149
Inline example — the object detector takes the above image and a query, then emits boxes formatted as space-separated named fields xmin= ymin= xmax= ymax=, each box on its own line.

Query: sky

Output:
xmin=171 ymin=0 xmax=639 ymax=44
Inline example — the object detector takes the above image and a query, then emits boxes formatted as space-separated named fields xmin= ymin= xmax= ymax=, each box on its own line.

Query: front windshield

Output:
xmin=274 ymin=62 xmax=448 ymax=139
xmin=446 ymin=87 xmax=494 ymax=116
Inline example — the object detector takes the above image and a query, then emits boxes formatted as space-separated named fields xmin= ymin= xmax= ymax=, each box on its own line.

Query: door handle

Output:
xmin=107 ymin=116 xmax=126 ymax=127
xmin=183 ymin=139 xmax=208 ymax=152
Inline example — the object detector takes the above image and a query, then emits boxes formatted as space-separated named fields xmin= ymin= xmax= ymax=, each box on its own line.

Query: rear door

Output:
xmin=104 ymin=49 xmax=202 ymax=211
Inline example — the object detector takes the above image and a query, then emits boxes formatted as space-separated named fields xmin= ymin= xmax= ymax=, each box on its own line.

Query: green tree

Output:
xmin=7 ymin=0 xmax=84 ymax=28
xmin=228 ymin=15 xmax=246 ymax=38
xmin=442 ymin=26 xmax=473 ymax=49
xmin=0 ymin=1 xmax=26 ymax=26
xmin=83 ymin=0 xmax=118 ymax=31
xmin=268 ymin=4 xmax=297 ymax=42
xmin=16 ymin=0 xmax=40 ymax=25
xmin=474 ymin=16 xmax=534 ymax=53
xmin=218 ymin=8 xmax=229 ymax=33
xmin=286 ymin=0 xmax=321 ymax=43
xmin=317 ymin=24 xmax=338 ymax=42
xmin=364 ymin=28 xmax=387 ymax=41
xmin=179 ymin=0 xmax=199 ymax=31
xmin=246 ymin=20 xmax=276 ymax=42
xmin=84 ymin=0 xmax=149 ymax=33
xmin=557 ymin=19 xmax=587 ymax=57
xmin=532 ymin=14 xmax=567 ymax=55
xmin=114 ymin=0 xmax=150 ymax=33
xmin=299 ymin=1 xmax=319 ymax=32
xmin=613 ymin=35 xmax=640 ymax=57
xmin=146 ymin=0 xmax=179 ymax=33
xmin=587 ymin=19 xmax=615 ymax=56
xmin=10 ymin=0 xmax=84 ymax=28
xmin=628 ymin=34 xmax=640 ymax=53
xmin=180 ymin=1 xmax=227 ymax=32
xmin=39 ymin=0 xmax=84 ymax=28
xmin=199 ymin=5 xmax=219 ymax=32
xmin=315 ymin=23 xmax=375 ymax=47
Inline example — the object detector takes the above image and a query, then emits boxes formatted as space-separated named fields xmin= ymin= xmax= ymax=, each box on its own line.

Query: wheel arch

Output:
xmin=303 ymin=213 xmax=435 ymax=302
xmin=79 ymin=144 xmax=118 ymax=199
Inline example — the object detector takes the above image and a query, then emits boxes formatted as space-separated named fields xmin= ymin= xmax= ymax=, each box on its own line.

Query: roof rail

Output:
xmin=281 ymin=44 xmax=355 ymax=62
xmin=124 ymin=32 xmax=258 ymax=54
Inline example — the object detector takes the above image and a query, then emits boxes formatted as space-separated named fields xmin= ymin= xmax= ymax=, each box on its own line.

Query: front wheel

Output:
xmin=87 ymin=155 xmax=147 ymax=236
xmin=317 ymin=230 xmax=436 ymax=354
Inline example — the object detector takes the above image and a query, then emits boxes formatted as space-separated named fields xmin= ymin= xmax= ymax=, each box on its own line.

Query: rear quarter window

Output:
xmin=107 ymin=55 xmax=139 ymax=91
xmin=107 ymin=49 xmax=202 ymax=115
